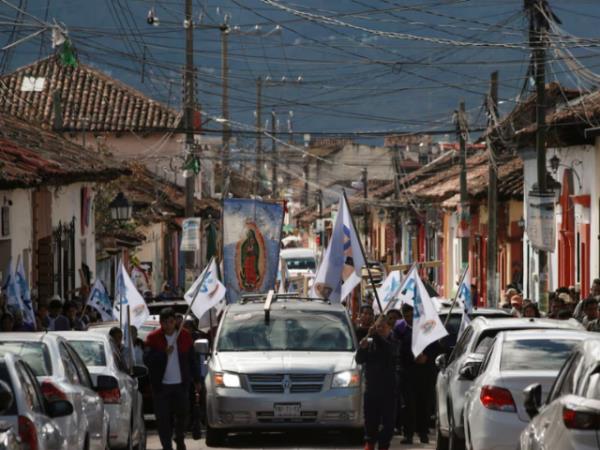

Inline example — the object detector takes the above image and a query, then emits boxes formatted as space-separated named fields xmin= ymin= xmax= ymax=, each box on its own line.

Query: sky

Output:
xmin=1 ymin=0 xmax=600 ymax=141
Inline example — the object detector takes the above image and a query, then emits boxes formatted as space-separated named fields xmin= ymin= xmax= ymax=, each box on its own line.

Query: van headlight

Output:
xmin=331 ymin=370 xmax=360 ymax=388
xmin=214 ymin=372 xmax=241 ymax=388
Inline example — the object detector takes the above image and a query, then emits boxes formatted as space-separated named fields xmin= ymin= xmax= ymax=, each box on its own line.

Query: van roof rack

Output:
xmin=238 ymin=292 xmax=330 ymax=305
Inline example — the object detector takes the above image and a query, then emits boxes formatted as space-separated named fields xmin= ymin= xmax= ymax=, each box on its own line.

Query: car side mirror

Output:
xmin=458 ymin=361 xmax=481 ymax=381
xmin=95 ymin=375 xmax=119 ymax=391
xmin=132 ymin=365 xmax=148 ymax=378
xmin=435 ymin=354 xmax=447 ymax=370
xmin=523 ymin=383 xmax=542 ymax=419
xmin=194 ymin=338 xmax=210 ymax=354
xmin=46 ymin=399 xmax=74 ymax=418
xmin=0 ymin=380 xmax=13 ymax=414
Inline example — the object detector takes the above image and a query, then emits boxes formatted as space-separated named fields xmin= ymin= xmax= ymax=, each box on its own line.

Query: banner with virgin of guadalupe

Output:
xmin=223 ymin=199 xmax=284 ymax=303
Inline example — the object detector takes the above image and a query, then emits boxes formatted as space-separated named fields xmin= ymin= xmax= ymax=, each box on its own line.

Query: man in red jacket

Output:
xmin=145 ymin=308 xmax=202 ymax=450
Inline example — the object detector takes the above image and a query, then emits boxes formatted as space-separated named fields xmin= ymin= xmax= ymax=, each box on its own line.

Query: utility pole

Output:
xmin=526 ymin=0 xmax=550 ymax=306
xmin=221 ymin=25 xmax=230 ymax=194
xmin=457 ymin=101 xmax=469 ymax=269
xmin=271 ymin=110 xmax=277 ymax=198
xmin=302 ymin=134 xmax=310 ymax=207
xmin=486 ymin=72 xmax=499 ymax=308
xmin=183 ymin=0 xmax=196 ymax=274
xmin=255 ymin=77 xmax=263 ymax=195
xmin=392 ymin=146 xmax=402 ymax=264
xmin=362 ymin=167 xmax=369 ymax=256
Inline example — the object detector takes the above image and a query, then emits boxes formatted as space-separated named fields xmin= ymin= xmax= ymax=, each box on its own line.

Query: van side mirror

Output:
xmin=458 ymin=361 xmax=481 ymax=381
xmin=523 ymin=383 xmax=542 ymax=419
xmin=46 ymin=399 xmax=74 ymax=418
xmin=435 ymin=354 xmax=447 ymax=370
xmin=95 ymin=375 xmax=119 ymax=391
xmin=194 ymin=339 xmax=210 ymax=354
xmin=132 ymin=365 xmax=148 ymax=378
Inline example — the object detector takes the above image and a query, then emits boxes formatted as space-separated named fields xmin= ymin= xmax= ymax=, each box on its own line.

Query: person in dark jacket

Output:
xmin=144 ymin=308 xmax=202 ymax=450
xmin=395 ymin=303 xmax=439 ymax=444
xmin=355 ymin=304 xmax=375 ymax=342
xmin=356 ymin=314 xmax=398 ymax=450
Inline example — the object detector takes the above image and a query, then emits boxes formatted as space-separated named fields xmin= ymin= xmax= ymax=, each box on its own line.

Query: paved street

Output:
xmin=146 ymin=430 xmax=435 ymax=450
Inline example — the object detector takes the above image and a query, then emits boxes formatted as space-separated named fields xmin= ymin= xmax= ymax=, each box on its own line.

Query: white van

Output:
xmin=280 ymin=248 xmax=317 ymax=277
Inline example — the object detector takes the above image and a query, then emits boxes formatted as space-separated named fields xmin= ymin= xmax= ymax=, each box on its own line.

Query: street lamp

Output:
xmin=405 ymin=217 xmax=420 ymax=235
xmin=109 ymin=192 xmax=132 ymax=222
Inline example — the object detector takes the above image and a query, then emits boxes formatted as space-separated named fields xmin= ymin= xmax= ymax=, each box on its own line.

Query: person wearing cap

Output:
xmin=510 ymin=295 xmax=523 ymax=317
xmin=45 ymin=297 xmax=70 ymax=331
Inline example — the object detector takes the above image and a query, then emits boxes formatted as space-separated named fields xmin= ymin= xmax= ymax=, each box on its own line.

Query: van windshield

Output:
xmin=285 ymin=258 xmax=316 ymax=271
xmin=217 ymin=310 xmax=354 ymax=352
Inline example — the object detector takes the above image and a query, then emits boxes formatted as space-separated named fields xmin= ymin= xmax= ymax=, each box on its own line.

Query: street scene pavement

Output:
xmin=146 ymin=430 xmax=435 ymax=450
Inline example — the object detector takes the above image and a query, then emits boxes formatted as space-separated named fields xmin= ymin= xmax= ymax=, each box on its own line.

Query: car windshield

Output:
xmin=0 ymin=342 xmax=51 ymax=376
xmin=69 ymin=341 xmax=107 ymax=367
xmin=217 ymin=309 xmax=354 ymax=351
xmin=285 ymin=258 xmax=316 ymax=270
xmin=500 ymin=339 xmax=580 ymax=371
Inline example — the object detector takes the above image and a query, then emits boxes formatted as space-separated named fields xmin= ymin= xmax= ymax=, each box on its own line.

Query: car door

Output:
xmin=437 ymin=325 xmax=473 ymax=432
xmin=64 ymin=344 xmax=105 ymax=450
xmin=109 ymin=339 xmax=136 ymax=436
xmin=57 ymin=341 xmax=87 ymax=449
xmin=528 ymin=352 xmax=583 ymax=450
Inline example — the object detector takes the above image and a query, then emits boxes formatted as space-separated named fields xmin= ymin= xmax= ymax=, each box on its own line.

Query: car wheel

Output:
xmin=205 ymin=425 xmax=226 ymax=447
xmin=435 ymin=414 xmax=449 ymax=450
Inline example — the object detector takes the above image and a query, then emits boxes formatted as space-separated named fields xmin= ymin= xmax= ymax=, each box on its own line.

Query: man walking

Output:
xmin=145 ymin=308 xmax=201 ymax=450
xmin=356 ymin=314 xmax=398 ymax=450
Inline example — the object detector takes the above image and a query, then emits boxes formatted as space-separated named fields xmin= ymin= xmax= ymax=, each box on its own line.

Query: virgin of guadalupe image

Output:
xmin=239 ymin=228 xmax=261 ymax=290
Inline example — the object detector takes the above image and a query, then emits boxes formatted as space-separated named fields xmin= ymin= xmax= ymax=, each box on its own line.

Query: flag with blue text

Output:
xmin=312 ymin=195 xmax=365 ymax=302
xmin=375 ymin=270 xmax=402 ymax=313
xmin=403 ymin=266 xmax=448 ymax=357
xmin=457 ymin=267 xmax=472 ymax=337
xmin=87 ymin=279 xmax=117 ymax=322
xmin=184 ymin=258 xmax=226 ymax=322
xmin=113 ymin=262 xmax=150 ymax=329
xmin=15 ymin=258 xmax=35 ymax=328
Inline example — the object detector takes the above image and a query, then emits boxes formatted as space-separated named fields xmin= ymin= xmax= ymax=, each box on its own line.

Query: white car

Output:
xmin=0 ymin=352 xmax=70 ymax=450
xmin=463 ymin=329 xmax=590 ymax=450
xmin=520 ymin=338 xmax=600 ymax=450
xmin=0 ymin=333 xmax=108 ymax=450
xmin=280 ymin=248 xmax=317 ymax=278
xmin=56 ymin=330 xmax=147 ymax=450
xmin=435 ymin=317 xmax=585 ymax=450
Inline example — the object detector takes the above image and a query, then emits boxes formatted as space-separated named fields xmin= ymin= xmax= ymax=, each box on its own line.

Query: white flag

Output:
xmin=457 ymin=267 xmax=472 ymax=337
xmin=113 ymin=263 xmax=150 ymax=329
xmin=184 ymin=259 xmax=226 ymax=322
xmin=15 ymin=258 xmax=35 ymax=328
xmin=4 ymin=260 xmax=24 ymax=313
xmin=403 ymin=267 xmax=448 ymax=357
xmin=87 ymin=279 xmax=117 ymax=322
xmin=311 ymin=196 xmax=366 ymax=302
xmin=375 ymin=270 xmax=402 ymax=313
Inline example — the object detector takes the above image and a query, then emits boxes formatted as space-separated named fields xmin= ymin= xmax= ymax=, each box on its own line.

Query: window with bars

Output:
xmin=53 ymin=218 xmax=76 ymax=300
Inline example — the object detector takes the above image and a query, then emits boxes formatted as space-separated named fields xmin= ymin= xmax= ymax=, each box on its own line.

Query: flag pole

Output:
xmin=342 ymin=190 xmax=383 ymax=314
xmin=444 ymin=265 xmax=469 ymax=327
xmin=175 ymin=256 xmax=215 ymax=340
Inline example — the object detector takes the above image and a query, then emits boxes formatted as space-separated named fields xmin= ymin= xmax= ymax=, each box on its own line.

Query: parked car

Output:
xmin=55 ymin=330 xmax=147 ymax=450
xmin=463 ymin=329 xmax=590 ymax=450
xmin=0 ymin=352 xmax=71 ymax=450
xmin=520 ymin=338 xmax=600 ymax=450
xmin=435 ymin=317 xmax=585 ymax=450
xmin=0 ymin=333 xmax=108 ymax=450
xmin=280 ymin=248 xmax=317 ymax=278
xmin=198 ymin=295 xmax=363 ymax=447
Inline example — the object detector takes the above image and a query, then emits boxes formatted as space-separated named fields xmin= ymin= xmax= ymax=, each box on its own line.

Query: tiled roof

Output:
xmin=0 ymin=56 xmax=181 ymax=132
xmin=0 ymin=112 xmax=127 ymax=189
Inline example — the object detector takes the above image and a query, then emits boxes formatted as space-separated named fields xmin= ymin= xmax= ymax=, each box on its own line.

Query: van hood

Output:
xmin=214 ymin=351 xmax=357 ymax=374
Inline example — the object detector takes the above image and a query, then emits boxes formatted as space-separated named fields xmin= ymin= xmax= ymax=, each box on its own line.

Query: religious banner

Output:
xmin=223 ymin=199 xmax=284 ymax=303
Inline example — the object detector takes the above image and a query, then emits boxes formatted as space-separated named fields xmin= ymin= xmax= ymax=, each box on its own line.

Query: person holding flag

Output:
xmin=394 ymin=267 xmax=447 ymax=445
xmin=86 ymin=279 xmax=117 ymax=322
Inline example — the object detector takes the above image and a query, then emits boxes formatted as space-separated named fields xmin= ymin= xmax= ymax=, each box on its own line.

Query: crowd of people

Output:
xmin=353 ymin=278 xmax=600 ymax=450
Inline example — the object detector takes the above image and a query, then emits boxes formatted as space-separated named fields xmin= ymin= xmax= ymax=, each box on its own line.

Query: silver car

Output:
xmin=435 ymin=317 xmax=585 ymax=450
xmin=0 ymin=353 xmax=70 ymax=450
xmin=463 ymin=329 xmax=589 ymax=450
xmin=198 ymin=297 xmax=363 ymax=447
xmin=520 ymin=338 xmax=600 ymax=450
xmin=56 ymin=330 xmax=147 ymax=450
xmin=0 ymin=333 xmax=108 ymax=450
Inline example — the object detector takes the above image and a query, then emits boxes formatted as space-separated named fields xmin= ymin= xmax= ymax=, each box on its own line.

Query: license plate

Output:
xmin=274 ymin=403 xmax=301 ymax=417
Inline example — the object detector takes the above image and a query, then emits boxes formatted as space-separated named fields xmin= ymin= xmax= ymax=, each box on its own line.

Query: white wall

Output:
xmin=0 ymin=189 xmax=33 ymax=282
